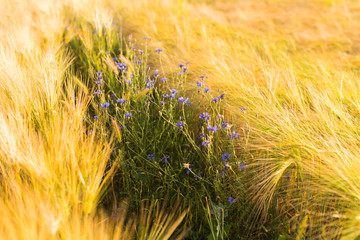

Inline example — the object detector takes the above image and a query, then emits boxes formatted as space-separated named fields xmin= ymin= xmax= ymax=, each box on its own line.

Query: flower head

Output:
xmin=228 ymin=197 xmax=236 ymax=204
xmin=229 ymin=131 xmax=239 ymax=139
xmin=147 ymin=153 xmax=155 ymax=160
xmin=101 ymin=102 xmax=110 ymax=108
xmin=203 ymin=87 xmax=210 ymax=93
xmin=196 ymin=81 xmax=204 ymax=87
xmin=198 ymin=132 xmax=206 ymax=139
xmin=176 ymin=121 xmax=185 ymax=130
xmin=155 ymin=48 xmax=163 ymax=53
xmin=117 ymin=98 xmax=127 ymax=104
xmin=124 ymin=113 xmax=132 ymax=118
xmin=240 ymin=163 xmax=246 ymax=170
xmin=212 ymin=97 xmax=219 ymax=103
xmin=170 ymin=89 xmax=178 ymax=94
xmin=161 ymin=156 xmax=170 ymax=163
xmin=199 ymin=112 xmax=211 ymax=122
xmin=178 ymin=96 xmax=190 ymax=104
xmin=207 ymin=125 xmax=219 ymax=132
xmin=222 ymin=153 xmax=231 ymax=161
xmin=202 ymin=140 xmax=211 ymax=147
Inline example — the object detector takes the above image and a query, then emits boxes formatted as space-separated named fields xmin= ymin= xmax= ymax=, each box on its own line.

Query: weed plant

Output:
xmin=63 ymin=22 xmax=279 ymax=239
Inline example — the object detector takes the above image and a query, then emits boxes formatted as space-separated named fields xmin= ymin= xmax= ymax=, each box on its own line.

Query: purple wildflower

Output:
xmin=222 ymin=121 xmax=229 ymax=128
xmin=170 ymin=89 xmax=178 ymax=94
xmin=222 ymin=153 xmax=231 ymax=161
xmin=196 ymin=81 xmax=204 ymax=87
xmin=198 ymin=132 xmax=206 ymax=139
xmin=124 ymin=113 xmax=132 ymax=118
xmin=101 ymin=102 xmax=110 ymax=108
xmin=161 ymin=156 xmax=170 ymax=163
xmin=202 ymin=140 xmax=211 ymax=146
xmin=199 ymin=112 xmax=211 ymax=122
xmin=207 ymin=125 xmax=219 ymax=132
xmin=178 ymin=96 xmax=189 ymax=104
xmin=117 ymin=98 xmax=127 ymax=104
xmin=212 ymin=97 xmax=219 ymax=103
xmin=147 ymin=153 xmax=155 ymax=160
xmin=176 ymin=121 xmax=185 ymax=130
xmin=240 ymin=163 xmax=246 ymax=170
xmin=229 ymin=131 xmax=239 ymax=139
xmin=228 ymin=197 xmax=236 ymax=204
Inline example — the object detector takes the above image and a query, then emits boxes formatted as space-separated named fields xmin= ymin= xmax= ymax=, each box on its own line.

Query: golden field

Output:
xmin=1 ymin=0 xmax=360 ymax=239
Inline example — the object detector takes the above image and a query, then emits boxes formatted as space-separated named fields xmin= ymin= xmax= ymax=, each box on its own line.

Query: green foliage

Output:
xmin=62 ymin=21 xmax=272 ymax=239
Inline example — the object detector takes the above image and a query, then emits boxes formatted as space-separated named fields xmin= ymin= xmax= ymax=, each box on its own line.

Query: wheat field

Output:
xmin=1 ymin=0 xmax=360 ymax=239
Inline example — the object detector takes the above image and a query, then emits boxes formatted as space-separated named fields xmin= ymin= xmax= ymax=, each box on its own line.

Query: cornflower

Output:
xmin=153 ymin=69 xmax=159 ymax=78
xmin=207 ymin=125 xmax=219 ymax=132
xmin=147 ymin=154 xmax=155 ymax=160
xmin=285 ymin=173 xmax=290 ymax=180
xmin=161 ymin=77 xmax=167 ymax=82
xmin=222 ymin=120 xmax=231 ymax=129
xmin=198 ymin=132 xmax=206 ymax=139
xmin=240 ymin=163 xmax=246 ymax=170
xmin=203 ymin=87 xmax=210 ymax=93
xmin=222 ymin=153 xmax=231 ymax=161
xmin=212 ymin=97 xmax=219 ymax=103
xmin=196 ymin=81 xmax=204 ymax=87
xmin=170 ymin=89 xmax=178 ymax=94
xmin=228 ymin=197 xmax=236 ymax=204
xmin=202 ymin=140 xmax=210 ymax=146
xmin=155 ymin=48 xmax=163 ymax=53
xmin=124 ymin=113 xmax=132 ymax=118
xmin=178 ymin=97 xmax=189 ymax=104
xmin=161 ymin=156 xmax=170 ymax=163
xmin=199 ymin=112 xmax=211 ymax=122
xmin=117 ymin=98 xmax=127 ymax=104
xmin=101 ymin=102 xmax=110 ymax=108
xmin=176 ymin=121 xmax=184 ymax=130
xmin=229 ymin=131 xmax=239 ymax=139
